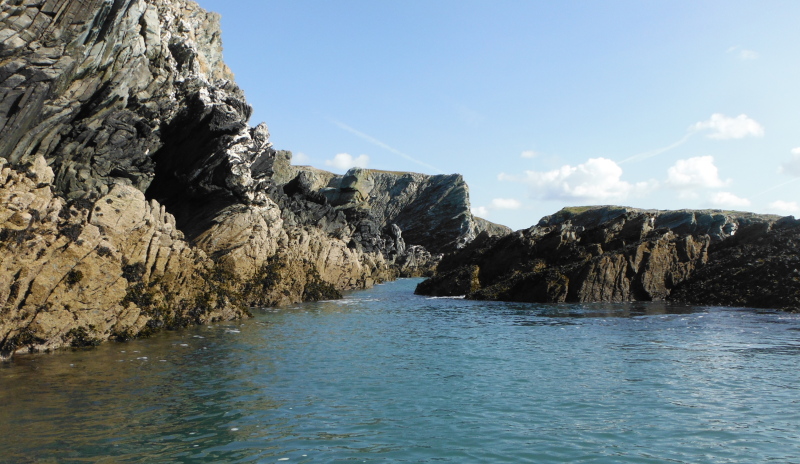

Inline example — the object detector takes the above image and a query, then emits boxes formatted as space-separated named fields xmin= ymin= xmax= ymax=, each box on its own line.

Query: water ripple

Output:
xmin=2 ymin=279 xmax=800 ymax=462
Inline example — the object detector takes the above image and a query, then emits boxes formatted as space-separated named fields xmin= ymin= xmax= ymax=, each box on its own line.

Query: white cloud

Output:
xmin=691 ymin=113 xmax=764 ymax=139
xmin=471 ymin=206 xmax=489 ymax=217
xmin=471 ymin=198 xmax=522 ymax=217
xmin=324 ymin=153 xmax=369 ymax=171
xmin=491 ymin=198 xmax=522 ymax=210
xmin=666 ymin=156 xmax=727 ymax=189
xmin=520 ymin=150 xmax=538 ymax=159
xmin=768 ymin=200 xmax=800 ymax=214
xmin=739 ymin=49 xmax=759 ymax=60
xmin=328 ymin=118 xmax=442 ymax=173
xmin=710 ymin=191 xmax=751 ymax=208
xmin=779 ymin=148 xmax=800 ymax=177
xmin=727 ymin=46 xmax=758 ymax=60
xmin=292 ymin=152 xmax=310 ymax=164
xmin=500 ymin=157 xmax=648 ymax=202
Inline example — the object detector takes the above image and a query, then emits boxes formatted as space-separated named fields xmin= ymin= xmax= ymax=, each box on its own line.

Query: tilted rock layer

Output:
xmin=417 ymin=206 xmax=800 ymax=311
xmin=0 ymin=0 xmax=500 ymax=357
xmin=277 ymin=163 xmax=510 ymax=254
xmin=0 ymin=157 xmax=245 ymax=356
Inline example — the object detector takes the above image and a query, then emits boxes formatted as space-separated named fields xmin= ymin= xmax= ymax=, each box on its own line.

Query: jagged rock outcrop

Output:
xmin=669 ymin=216 xmax=800 ymax=310
xmin=0 ymin=0 xmax=498 ymax=357
xmin=416 ymin=205 xmax=797 ymax=311
xmin=276 ymin=162 xmax=512 ymax=254
xmin=1 ymin=0 xmax=236 ymax=198
xmin=0 ymin=0 xmax=387 ymax=356
xmin=0 ymin=157 xmax=246 ymax=358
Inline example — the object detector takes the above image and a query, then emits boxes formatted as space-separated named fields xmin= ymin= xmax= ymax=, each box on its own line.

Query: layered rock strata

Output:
xmin=271 ymin=162 xmax=511 ymax=254
xmin=0 ymin=157 xmax=245 ymax=356
xmin=0 ymin=0 xmax=499 ymax=356
xmin=416 ymin=206 xmax=799 ymax=311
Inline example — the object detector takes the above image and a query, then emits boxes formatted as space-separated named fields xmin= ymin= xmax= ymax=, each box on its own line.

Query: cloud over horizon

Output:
xmin=325 ymin=153 xmax=370 ymax=171
xmin=710 ymin=191 xmax=751 ymax=208
xmin=471 ymin=198 xmax=523 ymax=218
xmin=691 ymin=113 xmax=764 ymax=140
xmin=491 ymin=198 xmax=522 ymax=209
xmin=780 ymin=148 xmax=800 ymax=177
xmin=768 ymin=200 xmax=800 ymax=214
xmin=471 ymin=206 xmax=489 ymax=217
xmin=665 ymin=156 xmax=727 ymax=190
xmin=500 ymin=157 xmax=649 ymax=202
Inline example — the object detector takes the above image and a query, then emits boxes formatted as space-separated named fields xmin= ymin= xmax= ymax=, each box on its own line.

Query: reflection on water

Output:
xmin=508 ymin=300 xmax=701 ymax=322
xmin=2 ymin=278 xmax=800 ymax=463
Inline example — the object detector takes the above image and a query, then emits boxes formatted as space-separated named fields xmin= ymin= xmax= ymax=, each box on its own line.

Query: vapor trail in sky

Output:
xmin=619 ymin=132 xmax=694 ymax=164
xmin=328 ymin=118 xmax=443 ymax=173
xmin=752 ymin=177 xmax=800 ymax=198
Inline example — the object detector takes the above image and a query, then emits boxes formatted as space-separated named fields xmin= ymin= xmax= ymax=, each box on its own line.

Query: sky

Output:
xmin=196 ymin=0 xmax=800 ymax=231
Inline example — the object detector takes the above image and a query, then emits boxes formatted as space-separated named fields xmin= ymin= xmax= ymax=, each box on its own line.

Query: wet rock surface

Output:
xmin=416 ymin=206 xmax=797 ymax=311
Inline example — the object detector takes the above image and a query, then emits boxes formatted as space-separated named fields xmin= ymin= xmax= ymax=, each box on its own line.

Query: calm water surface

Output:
xmin=2 ymin=278 xmax=800 ymax=463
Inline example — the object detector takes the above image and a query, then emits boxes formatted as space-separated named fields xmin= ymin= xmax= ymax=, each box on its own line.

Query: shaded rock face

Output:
xmin=260 ymin=155 xmax=511 ymax=276
xmin=0 ymin=0 xmax=235 ymax=199
xmin=669 ymin=217 xmax=800 ymax=310
xmin=284 ymin=165 xmax=512 ymax=254
xmin=0 ymin=0 xmax=502 ymax=357
xmin=0 ymin=0 xmax=387 ymax=356
xmin=416 ymin=206 xmax=795 ymax=310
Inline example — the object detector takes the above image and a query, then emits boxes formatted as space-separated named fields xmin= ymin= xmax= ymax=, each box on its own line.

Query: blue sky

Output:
xmin=197 ymin=0 xmax=800 ymax=230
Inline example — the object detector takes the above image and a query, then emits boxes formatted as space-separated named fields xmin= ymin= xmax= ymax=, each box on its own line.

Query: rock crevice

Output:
xmin=0 ymin=0 xmax=505 ymax=357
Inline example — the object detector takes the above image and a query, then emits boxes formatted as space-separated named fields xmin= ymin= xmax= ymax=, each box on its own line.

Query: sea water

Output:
xmin=2 ymin=278 xmax=800 ymax=463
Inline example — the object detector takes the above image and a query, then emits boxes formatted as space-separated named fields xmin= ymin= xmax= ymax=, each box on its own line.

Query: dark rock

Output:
xmin=297 ymin=166 xmax=512 ymax=254
xmin=0 ymin=0 xmax=500 ymax=356
xmin=416 ymin=265 xmax=480 ymax=296
xmin=416 ymin=205 xmax=795 ymax=309
xmin=669 ymin=216 xmax=800 ymax=311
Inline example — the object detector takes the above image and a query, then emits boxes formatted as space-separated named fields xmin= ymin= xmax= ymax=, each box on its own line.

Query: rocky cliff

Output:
xmin=416 ymin=206 xmax=800 ymax=311
xmin=273 ymin=161 xmax=511 ymax=254
xmin=0 ymin=0 xmax=502 ymax=357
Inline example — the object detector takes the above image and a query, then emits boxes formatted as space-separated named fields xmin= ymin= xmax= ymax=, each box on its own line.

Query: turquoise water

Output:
xmin=2 ymin=278 xmax=800 ymax=463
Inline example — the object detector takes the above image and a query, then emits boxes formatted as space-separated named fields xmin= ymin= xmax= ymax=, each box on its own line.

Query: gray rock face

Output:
xmin=264 ymin=156 xmax=511 ymax=274
xmin=416 ymin=205 xmax=797 ymax=310
xmin=0 ymin=0 xmax=237 ymax=199
xmin=297 ymin=166 xmax=511 ymax=254
xmin=0 ymin=0 xmax=507 ymax=357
